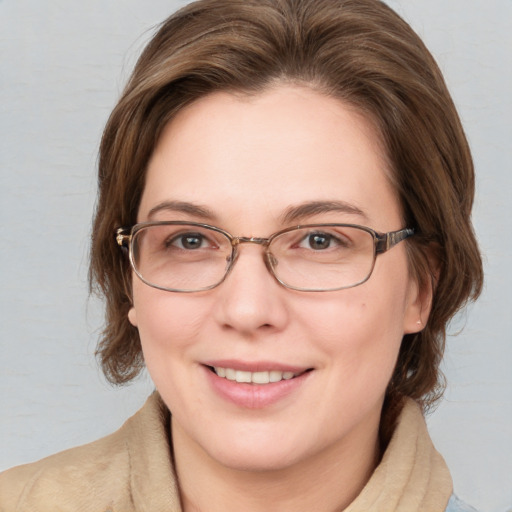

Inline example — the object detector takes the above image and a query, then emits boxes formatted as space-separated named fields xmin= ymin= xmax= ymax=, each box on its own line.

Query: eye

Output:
xmin=307 ymin=233 xmax=330 ymax=250
xmin=167 ymin=232 xmax=209 ymax=250
xmin=299 ymin=232 xmax=344 ymax=250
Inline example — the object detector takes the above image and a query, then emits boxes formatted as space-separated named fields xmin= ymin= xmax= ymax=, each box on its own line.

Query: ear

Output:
xmin=128 ymin=306 xmax=138 ymax=327
xmin=403 ymin=271 xmax=436 ymax=334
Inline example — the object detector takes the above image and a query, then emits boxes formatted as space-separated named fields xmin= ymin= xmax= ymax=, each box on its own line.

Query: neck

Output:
xmin=171 ymin=414 xmax=381 ymax=512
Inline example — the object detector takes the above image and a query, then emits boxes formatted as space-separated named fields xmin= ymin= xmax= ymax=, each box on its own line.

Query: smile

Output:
xmin=212 ymin=367 xmax=305 ymax=384
xmin=204 ymin=363 xmax=313 ymax=408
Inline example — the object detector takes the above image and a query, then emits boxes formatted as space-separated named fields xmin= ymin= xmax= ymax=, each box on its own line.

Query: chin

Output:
xmin=194 ymin=421 xmax=322 ymax=474
xmin=208 ymin=444 xmax=308 ymax=474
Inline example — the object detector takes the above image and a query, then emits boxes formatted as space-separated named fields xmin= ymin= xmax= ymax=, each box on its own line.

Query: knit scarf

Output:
xmin=344 ymin=398 xmax=453 ymax=511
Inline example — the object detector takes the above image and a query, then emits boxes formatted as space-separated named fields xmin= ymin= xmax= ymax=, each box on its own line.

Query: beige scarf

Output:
xmin=0 ymin=394 xmax=452 ymax=511
xmin=344 ymin=399 xmax=453 ymax=511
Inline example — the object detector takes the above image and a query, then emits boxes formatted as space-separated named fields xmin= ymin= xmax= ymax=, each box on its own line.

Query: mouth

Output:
xmin=208 ymin=366 xmax=311 ymax=384
xmin=203 ymin=361 xmax=313 ymax=408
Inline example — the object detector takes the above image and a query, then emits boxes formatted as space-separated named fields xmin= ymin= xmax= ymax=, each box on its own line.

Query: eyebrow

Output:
xmin=147 ymin=200 xmax=217 ymax=221
xmin=281 ymin=200 xmax=369 ymax=224
xmin=146 ymin=199 xmax=368 ymax=225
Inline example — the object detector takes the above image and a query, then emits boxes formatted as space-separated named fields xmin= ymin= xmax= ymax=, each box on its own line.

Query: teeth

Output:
xmin=269 ymin=370 xmax=282 ymax=383
xmin=252 ymin=371 xmax=270 ymax=384
xmin=214 ymin=367 xmax=300 ymax=384
xmin=235 ymin=370 xmax=252 ymax=383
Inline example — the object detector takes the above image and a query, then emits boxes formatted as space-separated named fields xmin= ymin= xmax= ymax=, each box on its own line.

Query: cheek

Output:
xmin=131 ymin=284 xmax=210 ymax=356
xmin=290 ymin=289 xmax=407 ymax=436
xmin=131 ymin=288 xmax=214 ymax=408
xmin=298 ymin=282 xmax=407 ymax=374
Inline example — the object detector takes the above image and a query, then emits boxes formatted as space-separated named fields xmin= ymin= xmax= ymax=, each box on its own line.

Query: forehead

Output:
xmin=139 ymin=85 xmax=401 ymax=230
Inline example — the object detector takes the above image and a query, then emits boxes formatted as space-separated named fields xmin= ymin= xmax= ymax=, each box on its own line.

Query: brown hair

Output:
xmin=90 ymin=0 xmax=483 ymax=413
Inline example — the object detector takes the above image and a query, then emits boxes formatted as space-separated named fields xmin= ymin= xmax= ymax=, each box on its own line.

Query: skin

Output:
xmin=128 ymin=85 xmax=429 ymax=512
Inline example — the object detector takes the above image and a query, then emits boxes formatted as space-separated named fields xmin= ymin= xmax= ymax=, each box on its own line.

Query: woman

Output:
xmin=0 ymin=0 xmax=483 ymax=510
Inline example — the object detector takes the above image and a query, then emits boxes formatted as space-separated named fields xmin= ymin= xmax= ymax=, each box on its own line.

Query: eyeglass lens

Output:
xmin=130 ymin=223 xmax=377 ymax=292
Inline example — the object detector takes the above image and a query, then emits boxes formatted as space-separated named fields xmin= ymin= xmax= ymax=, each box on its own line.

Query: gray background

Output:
xmin=0 ymin=1 xmax=511 ymax=511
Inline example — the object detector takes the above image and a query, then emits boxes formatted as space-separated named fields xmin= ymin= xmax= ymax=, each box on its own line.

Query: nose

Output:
xmin=213 ymin=244 xmax=289 ymax=336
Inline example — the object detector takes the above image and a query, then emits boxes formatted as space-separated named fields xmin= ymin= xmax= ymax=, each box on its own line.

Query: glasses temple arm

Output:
xmin=116 ymin=227 xmax=131 ymax=248
xmin=375 ymin=228 xmax=415 ymax=254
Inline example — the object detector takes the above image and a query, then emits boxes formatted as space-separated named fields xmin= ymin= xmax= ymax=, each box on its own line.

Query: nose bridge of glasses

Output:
xmin=232 ymin=236 xmax=270 ymax=247
xmin=227 ymin=236 xmax=278 ymax=283
xmin=229 ymin=236 xmax=276 ymax=270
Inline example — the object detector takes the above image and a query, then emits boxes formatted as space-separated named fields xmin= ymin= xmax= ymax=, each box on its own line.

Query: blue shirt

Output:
xmin=446 ymin=494 xmax=480 ymax=512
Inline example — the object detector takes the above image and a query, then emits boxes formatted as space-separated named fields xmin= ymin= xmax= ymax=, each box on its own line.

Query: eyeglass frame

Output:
xmin=115 ymin=221 xmax=415 ymax=293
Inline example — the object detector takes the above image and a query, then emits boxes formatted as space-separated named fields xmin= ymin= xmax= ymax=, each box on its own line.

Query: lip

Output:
xmin=202 ymin=360 xmax=313 ymax=409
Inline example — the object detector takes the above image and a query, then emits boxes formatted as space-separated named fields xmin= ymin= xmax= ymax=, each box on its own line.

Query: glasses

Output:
xmin=116 ymin=222 xmax=414 ymax=293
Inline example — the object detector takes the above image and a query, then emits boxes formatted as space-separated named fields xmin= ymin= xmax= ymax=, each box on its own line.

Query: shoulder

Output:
xmin=0 ymin=419 xmax=132 ymax=510
xmin=0 ymin=393 xmax=170 ymax=511
xmin=445 ymin=494 xmax=480 ymax=512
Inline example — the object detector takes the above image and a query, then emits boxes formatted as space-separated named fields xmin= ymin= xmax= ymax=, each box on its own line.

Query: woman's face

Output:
xmin=129 ymin=86 xmax=425 ymax=472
